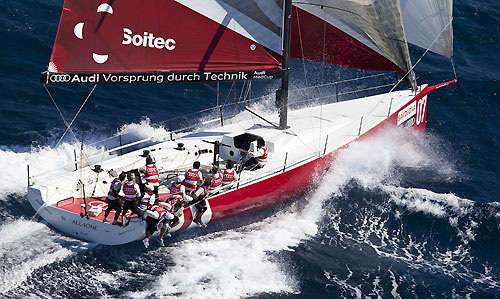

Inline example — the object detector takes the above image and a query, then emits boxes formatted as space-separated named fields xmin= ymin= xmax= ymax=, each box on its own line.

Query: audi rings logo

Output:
xmin=49 ymin=74 xmax=71 ymax=83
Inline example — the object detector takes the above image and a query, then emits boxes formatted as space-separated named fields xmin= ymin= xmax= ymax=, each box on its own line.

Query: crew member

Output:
xmin=139 ymin=156 xmax=159 ymax=200
xmin=142 ymin=202 xmax=180 ymax=248
xmin=158 ymin=201 xmax=183 ymax=246
xmin=169 ymin=175 xmax=189 ymax=205
xmin=103 ymin=172 xmax=126 ymax=225
xmin=208 ymin=165 xmax=223 ymax=191
xmin=222 ymin=160 xmax=236 ymax=186
xmin=121 ymin=172 xmax=141 ymax=226
xmin=138 ymin=183 xmax=155 ymax=212
xmin=142 ymin=202 xmax=175 ymax=248
xmin=190 ymin=177 xmax=211 ymax=227
xmin=245 ymin=137 xmax=267 ymax=169
xmin=184 ymin=161 xmax=203 ymax=193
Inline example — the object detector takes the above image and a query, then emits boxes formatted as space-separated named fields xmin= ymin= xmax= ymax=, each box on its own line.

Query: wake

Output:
xmin=0 ymin=118 xmax=170 ymax=199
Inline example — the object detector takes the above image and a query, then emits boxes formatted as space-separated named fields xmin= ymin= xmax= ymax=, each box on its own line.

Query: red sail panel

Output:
xmin=290 ymin=6 xmax=400 ymax=72
xmin=49 ymin=0 xmax=281 ymax=73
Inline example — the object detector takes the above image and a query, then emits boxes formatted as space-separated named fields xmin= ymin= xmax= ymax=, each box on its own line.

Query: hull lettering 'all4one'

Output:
xmin=32 ymin=0 xmax=457 ymax=245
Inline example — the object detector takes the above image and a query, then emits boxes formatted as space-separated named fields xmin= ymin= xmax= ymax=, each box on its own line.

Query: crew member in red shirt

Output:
xmin=121 ymin=172 xmax=141 ymax=226
xmin=142 ymin=202 xmax=175 ymax=248
xmin=184 ymin=161 xmax=203 ymax=193
xmin=245 ymin=137 xmax=267 ymax=169
xmin=169 ymin=175 xmax=189 ymax=205
xmin=139 ymin=156 xmax=159 ymax=200
xmin=222 ymin=160 xmax=236 ymax=186
xmin=138 ymin=183 xmax=155 ymax=212
xmin=208 ymin=165 xmax=223 ymax=191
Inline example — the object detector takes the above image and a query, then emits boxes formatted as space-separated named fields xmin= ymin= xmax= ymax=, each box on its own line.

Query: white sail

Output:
xmin=400 ymin=0 xmax=453 ymax=58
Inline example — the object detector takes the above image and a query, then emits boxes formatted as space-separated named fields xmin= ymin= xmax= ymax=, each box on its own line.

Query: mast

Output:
xmin=277 ymin=0 xmax=292 ymax=130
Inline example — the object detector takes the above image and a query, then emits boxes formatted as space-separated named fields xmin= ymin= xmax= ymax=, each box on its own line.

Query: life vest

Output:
xmin=222 ymin=169 xmax=235 ymax=185
xmin=123 ymin=181 xmax=138 ymax=200
xmin=149 ymin=205 xmax=168 ymax=219
xmin=144 ymin=164 xmax=159 ymax=184
xmin=209 ymin=173 xmax=223 ymax=190
xmin=145 ymin=187 xmax=154 ymax=195
xmin=184 ymin=168 xmax=200 ymax=191
xmin=139 ymin=194 xmax=155 ymax=210
xmin=192 ymin=185 xmax=208 ymax=200
xmin=170 ymin=182 xmax=183 ymax=200
xmin=107 ymin=178 xmax=122 ymax=199
xmin=257 ymin=146 xmax=268 ymax=163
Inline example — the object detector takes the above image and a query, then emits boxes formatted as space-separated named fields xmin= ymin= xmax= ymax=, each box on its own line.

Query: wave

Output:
xmin=315 ymin=129 xmax=500 ymax=296
xmin=121 ymin=127 xmax=467 ymax=298
xmin=0 ymin=218 xmax=95 ymax=295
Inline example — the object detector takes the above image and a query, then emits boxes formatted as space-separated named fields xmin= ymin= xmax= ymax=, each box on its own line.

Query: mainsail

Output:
xmin=48 ymin=0 xmax=283 ymax=75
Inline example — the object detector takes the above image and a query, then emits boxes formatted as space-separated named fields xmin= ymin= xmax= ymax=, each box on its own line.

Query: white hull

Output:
xmin=28 ymin=86 xmax=431 ymax=245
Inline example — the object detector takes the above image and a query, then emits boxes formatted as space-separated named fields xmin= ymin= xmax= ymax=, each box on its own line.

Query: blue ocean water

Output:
xmin=0 ymin=0 xmax=499 ymax=298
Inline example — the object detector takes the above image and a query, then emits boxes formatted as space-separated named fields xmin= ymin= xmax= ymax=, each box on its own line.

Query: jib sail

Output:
xmin=290 ymin=0 xmax=453 ymax=88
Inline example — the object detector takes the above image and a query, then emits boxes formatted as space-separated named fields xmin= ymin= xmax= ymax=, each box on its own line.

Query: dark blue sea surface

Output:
xmin=0 ymin=0 xmax=499 ymax=298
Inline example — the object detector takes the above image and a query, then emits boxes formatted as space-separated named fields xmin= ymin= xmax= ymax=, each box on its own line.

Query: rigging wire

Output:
xmin=386 ymin=18 xmax=454 ymax=96
xmin=290 ymin=73 xmax=389 ymax=93
xmin=55 ymin=84 xmax=97 ymax=148
xmin=43 ymin=84 xmax=80 ymax=145
xmin=202 ymin=83 xmax=280 ymax=130
xmin=451 ymin=57 xmax=458 ymax=80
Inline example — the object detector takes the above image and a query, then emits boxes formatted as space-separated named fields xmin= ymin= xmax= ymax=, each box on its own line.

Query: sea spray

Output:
xmin=0 ymin=219 xmax=94 ymax=295
xmin=128 ymin=127 xmax=449 ymax=298
xmin=0 ymin=118 xmax=170 ymax=198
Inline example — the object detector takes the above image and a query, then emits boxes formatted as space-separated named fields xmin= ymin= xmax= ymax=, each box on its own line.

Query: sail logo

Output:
xmin=122 ymin=28 xmax=176 ymax=50
xmin=49 ymin=74 xmax=72 ymax=83
xmin=397 ymin=101 xmax=416 ymax=126
xmin=416 ymin=96 xmax=427 ymax=126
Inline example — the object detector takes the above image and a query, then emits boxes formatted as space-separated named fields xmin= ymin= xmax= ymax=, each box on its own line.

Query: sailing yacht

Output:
xmin=29 ymin=0 xmax=457 ymax=245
